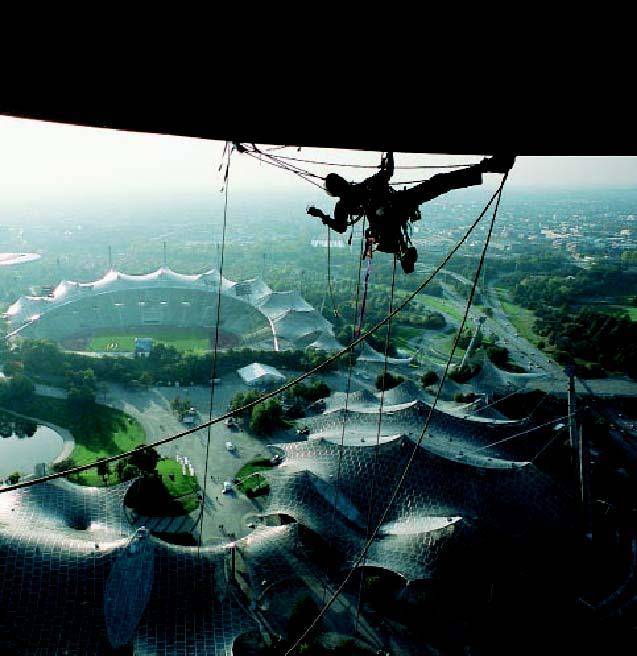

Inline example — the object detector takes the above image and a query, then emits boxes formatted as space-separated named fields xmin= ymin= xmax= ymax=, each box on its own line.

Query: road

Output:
xmin=434 ymin=271 xmax=637 ymax=397
xmin=100 ymin=377 xmax=281 ymax=545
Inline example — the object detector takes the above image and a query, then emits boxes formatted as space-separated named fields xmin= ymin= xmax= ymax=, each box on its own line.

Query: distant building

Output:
xmin=310 ymin=239 xmax=344 ymax=248
xmin=134 ymin=337 xmax=153 ymax=356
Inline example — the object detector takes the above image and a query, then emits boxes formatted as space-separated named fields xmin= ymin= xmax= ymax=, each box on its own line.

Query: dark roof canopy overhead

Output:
xmin=1 ymin=91 xmax=634 ymax=155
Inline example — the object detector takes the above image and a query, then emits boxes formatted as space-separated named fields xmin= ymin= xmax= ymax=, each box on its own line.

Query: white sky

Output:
xmin=0 ymin=115 xmax=637 ymax=203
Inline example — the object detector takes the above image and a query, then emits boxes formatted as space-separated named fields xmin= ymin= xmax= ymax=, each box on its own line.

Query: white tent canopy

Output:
xmin=237 ymin=362 xmax=286 ymax=386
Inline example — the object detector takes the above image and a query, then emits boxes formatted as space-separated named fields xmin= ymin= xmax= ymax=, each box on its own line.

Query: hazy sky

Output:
xmin=1 ymin=115 xmax=637 ymax=203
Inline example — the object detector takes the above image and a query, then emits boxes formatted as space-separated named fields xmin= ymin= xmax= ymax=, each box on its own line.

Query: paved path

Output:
xmin=35 ymin=384 xmax=68 ymax=399
xmin=100 ymin=379 xmax=282 ymax=545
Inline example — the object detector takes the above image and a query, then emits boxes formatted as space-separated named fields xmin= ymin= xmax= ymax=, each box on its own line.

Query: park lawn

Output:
xmin=417 ymin=296 xmax=463 ymax=322
xmin=394 ymin=325 xmax=422 ymax=341
xmin=70 ymin=413 xmax=146 ymax=486
xmin=235 ymin=457 xmax=275 ymax=496
xmin=157 ymin=459 xmax=200 ymax=496
xmin=1 ymin=394 xmax=145 ymax=486
xmin=393 ymin=325 xmax=422 ymax=352
xmin=156 ymin=459 xmax=200 ymax=513
xmin=87 ymin=326 xmax=211 ymax=353
xmin=238 ymin=473 xmax=269 ymax=496
xmin=431 ymin=334 xmax=467 ymax=358
xmin=235 ymin=456 xmax=276 ymax=480
xmin=496 ymin=288 xmax=542 ymax=346
xmin=624 ymin=306 xmax=637 ymax=321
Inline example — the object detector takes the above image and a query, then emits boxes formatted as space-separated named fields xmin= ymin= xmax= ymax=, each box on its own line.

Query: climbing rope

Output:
xmin=198 ymin=143 xmax=232 ymax=552
xmin=0 ymin=183 xmax=503 ymax=495
xmin=471 ymin=413 xmax=572 ymax=453
xmin=531 ymin=425 xmax=569 ymax=463
xmin=356 ymin=253 xmax=397 ymax=628
xmin=239 ymin=145 xmax=326 ymax=190
xmin=283 ymin=171 xmax=510 ymax=656
xmin=523 ymin=390 xmax=552 ymax=423
xmin=271 ymin=153 xmax=476 ymax=170
xmin=328 ymin=219 xmax=367 ymax=553
xmin=326 ymin=226 xmax=340 ymax=319
xmin=470 ymin=388 xmax=525 ymax=415
xmin=354 ymin=235 xmax=375 ymax=339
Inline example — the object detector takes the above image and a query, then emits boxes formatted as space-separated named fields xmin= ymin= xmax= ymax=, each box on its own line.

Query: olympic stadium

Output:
xmin=4 ymin=267 xmax=342 ymax=353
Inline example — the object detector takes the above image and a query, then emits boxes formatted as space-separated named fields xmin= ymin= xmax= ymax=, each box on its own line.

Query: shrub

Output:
xmin=421 ymin=370 xmax=439 ymax=388
xmin=487 ymin=345 xmax=510 ymax=368
xmin=448 ymin=364 xmax=481 ymax=383
xmin=6 ymin=471 xmax=21 ymax=484
xmin=375 ymin=372 xmax=404 ymax=391
xmin=249 ymin=399 xmax=287 ymax=435
xmin=420 ymin=312 xmax=446 ymax=330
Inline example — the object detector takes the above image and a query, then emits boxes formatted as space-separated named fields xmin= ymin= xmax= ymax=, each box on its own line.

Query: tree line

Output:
xmin=3 ymin=339 xmax=339 ymax=388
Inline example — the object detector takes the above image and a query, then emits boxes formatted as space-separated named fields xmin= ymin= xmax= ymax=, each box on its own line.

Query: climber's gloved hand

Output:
xmin=307 ymin=206 xmax=330 ymax=221
xmin=480 ymin=155 xmax=516 ymax=174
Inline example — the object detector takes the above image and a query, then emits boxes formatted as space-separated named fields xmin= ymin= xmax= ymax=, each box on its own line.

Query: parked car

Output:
xmin=222 ymin=481 xmax=232 ymax=494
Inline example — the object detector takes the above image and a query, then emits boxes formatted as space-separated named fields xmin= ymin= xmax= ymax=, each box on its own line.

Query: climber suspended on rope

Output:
xmin=307 ymin=152 xmax=515 ymax=273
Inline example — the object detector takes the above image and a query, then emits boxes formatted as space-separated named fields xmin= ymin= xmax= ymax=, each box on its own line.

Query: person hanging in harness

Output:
xmin=307 ymin=152 xmax=515 ymax=273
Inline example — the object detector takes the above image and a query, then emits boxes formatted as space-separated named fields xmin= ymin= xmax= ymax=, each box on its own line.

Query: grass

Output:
xmin=235 ymin=456 xmax=276 ymax=480
xmin=416 ymin=296 xmax=463 ymax=322
xmin=86 ymin=326 xmax=211 ymax=353
xmin=394 ymin=325 xmax=422 ymax=341
xmin=1 ymin=394 xmax=145 ymax=486
xmin=156 ymin=459 xmax=200 ymax=513
xmin=235 ymin=456 xmax=275 ymax=497
xmin=572 ymin=302 xmax=637 ymax=322
xmin=393 ymin=325 xmax=422 ymax=352
xmin=431 ymin=334 xmax=466 ymax=358
xmin=238 ymin=473 xmax=269 ymax=496
xmin=124 ymin=460 xmax=201 ymax=516
xmin=496 ymin=288 xmax=542 ymax=346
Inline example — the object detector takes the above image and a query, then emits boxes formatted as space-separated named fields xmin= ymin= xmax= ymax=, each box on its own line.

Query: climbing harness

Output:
xmin=354 ymin=234 xmax=375 ymax=339
xmin=326 ymin=227 xmax=340 ymax=319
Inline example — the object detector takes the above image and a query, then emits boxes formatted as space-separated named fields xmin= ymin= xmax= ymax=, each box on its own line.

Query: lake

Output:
xmin=0 ymin=413 xmax=64 ymax=479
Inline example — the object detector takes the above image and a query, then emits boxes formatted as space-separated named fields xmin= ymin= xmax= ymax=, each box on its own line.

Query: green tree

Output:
xmin=67 ymin=384 xmax=96 ymax=413
xmin=116 ymin=457 xmax=141 ymax=483
xmin=421 ymin=370 xmax=439 ymax=388
xmin=130 ymin=447 xmax=160 ymax=477
xmin=249 ymin=399 xmax=285 ymax=435
xmin=230 ymin=390 xmax=261 ymax=417
xmin=448 ymin=363 xmax=481 ymax=383
xmin=96 ymin=458 xmax=110 ymax=486
xmin=66 ymin=368 xmax=97 ymax=392
xmin=375 ymin=372 xmax=403 ymax=391
xmin=6 ymin=373 xmax=35 ymax=400
xmin=20 ymin=339 xmax=65 ymax=375
xmin=487 ymin=345 xmax=510 ymax=368
xmin=7 ymin=471 xmax=21 ymax=484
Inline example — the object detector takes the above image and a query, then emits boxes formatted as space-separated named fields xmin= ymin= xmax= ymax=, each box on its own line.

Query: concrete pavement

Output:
xmin=100 ymin=378 xmax=287 ymax=545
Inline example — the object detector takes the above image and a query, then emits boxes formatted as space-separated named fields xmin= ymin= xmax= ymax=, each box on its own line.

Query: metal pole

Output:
xmin=579 ymin=421 xmax=593 ymax=541
xmin=566 ymin=366 xmax=578 ymax=452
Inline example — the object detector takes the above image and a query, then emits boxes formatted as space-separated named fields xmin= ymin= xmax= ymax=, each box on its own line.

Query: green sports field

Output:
xmin=86 ymin=327 xmax=212 ymax=353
